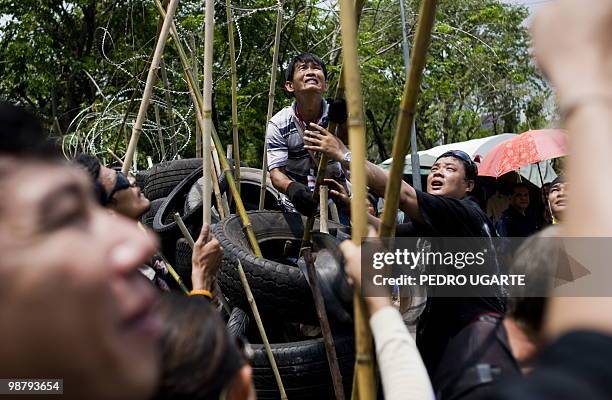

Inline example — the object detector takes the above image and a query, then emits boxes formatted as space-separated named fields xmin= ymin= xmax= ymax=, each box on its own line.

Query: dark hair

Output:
xmin=507 ymin=225 xmax=564 ymax=335
xmin=511 ymin=182 xmax=529 ymax=193
xmin=436 ymin=150 xmax=478 ymax=181
xmin=0 ymin=103 xmax=59 ymax=159
xmin=285 ymin=52 xmax=328 ymax=82
xmin=154 ymin=294 xmax=246 ymax=400
xmin=73 ymin=153 xmax=107 ymax=205
xmin=550 ymin=175 xmax=566 ymax=187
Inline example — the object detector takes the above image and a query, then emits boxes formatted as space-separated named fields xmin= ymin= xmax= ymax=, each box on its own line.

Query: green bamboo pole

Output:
xmin=225 ymin=0 xmax=241 ymax=192
xmin=122 ymin=0 xmax=180 ymax=174
xmin=338 ymin=0 xmax=375 ymax=398
xmin=259 ymin=1 xmax=284 ymax=210
xmin=237 ymin=260 xmax=287 ymax=399
xmin=155 ymin=0 xmax=261 ymax=256
xmin=201 ymin=0 xmax=214 ymax=225
xmin=378 ymin=0 xmax=437 ymax=238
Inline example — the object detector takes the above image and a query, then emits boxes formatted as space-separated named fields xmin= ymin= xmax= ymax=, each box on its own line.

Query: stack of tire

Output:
xmin=214 ymin=210 xmax=355 ymax=399
xmin=140 ymin=159 xmax=355 ymax=398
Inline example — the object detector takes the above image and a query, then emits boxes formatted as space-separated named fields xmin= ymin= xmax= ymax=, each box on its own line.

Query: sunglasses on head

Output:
xmin=104 ymin=172 xmax=132 ymax=205
xmin=437 ymin=150 xmax=478 ymax=178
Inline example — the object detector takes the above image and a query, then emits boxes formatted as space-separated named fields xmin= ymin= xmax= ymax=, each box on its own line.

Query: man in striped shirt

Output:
xmin=267 ymin=53 xmax=348 ymax=216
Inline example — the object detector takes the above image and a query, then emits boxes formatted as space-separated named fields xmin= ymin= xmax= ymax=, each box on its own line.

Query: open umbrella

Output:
xmin=478 ymin=129 xmax=568 ymax=181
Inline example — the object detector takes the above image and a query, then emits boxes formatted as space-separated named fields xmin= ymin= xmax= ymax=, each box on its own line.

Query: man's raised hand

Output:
xmin=303 ymin=122 xmax=348 ymax=161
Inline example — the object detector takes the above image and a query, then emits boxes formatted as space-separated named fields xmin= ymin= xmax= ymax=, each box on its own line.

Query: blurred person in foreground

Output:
xmin=491 ymin=1 xmax=612 ymax=399
xmin=154 ymin=293 xmax=254 ymax=400
xmin=0 ymin=103 xmax=161 ymax=400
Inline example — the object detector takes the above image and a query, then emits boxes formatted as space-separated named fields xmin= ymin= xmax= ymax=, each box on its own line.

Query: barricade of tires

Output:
xmin=142 ymin=160 xmax=355 ymax=399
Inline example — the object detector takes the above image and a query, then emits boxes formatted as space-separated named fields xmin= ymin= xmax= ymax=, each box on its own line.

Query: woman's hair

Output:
xmin=154 ymin=293 xmax=246 ymax=400
xmin=73 ymin=154 xmax=107 ymax=205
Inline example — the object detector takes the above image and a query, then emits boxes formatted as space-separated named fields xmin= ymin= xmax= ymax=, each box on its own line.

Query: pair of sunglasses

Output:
xmin=103 ymin=172 xmax=133 ymax=205
xmin=437 ymin=150 xmax=478 ymax=178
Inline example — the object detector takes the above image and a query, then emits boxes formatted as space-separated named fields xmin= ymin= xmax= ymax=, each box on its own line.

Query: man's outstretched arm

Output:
xmin=304 ymin=122 xmax=422 ymax=223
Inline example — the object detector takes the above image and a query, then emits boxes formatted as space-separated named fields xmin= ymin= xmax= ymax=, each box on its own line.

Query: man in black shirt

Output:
xmin=303 ymin=127 xmax=507 ymax=395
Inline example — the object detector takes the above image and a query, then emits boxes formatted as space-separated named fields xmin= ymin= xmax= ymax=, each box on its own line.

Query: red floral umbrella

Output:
xmin=478 ymin=129 xmax=568 ymax=178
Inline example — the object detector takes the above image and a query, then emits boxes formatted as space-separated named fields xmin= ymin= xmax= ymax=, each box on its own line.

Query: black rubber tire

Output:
xmin=144 ymin=158 xmax=202 ymax=201
xmin=251 ymin=334 xmax=355 ymax=400
xmin=226 ymin=307 xmax=250 ymax=337
xmin=174 ymin=238 xmax=192 ymax=289
xmin=135 ymin=170 xmax=149 ymax=190
xmin=184 ymin=167 xmax=287 ymax=217
xmin=140 ymin=197 xmax=165 ymax=229
xmin=153 ymin=167 xmax=217 ymax=264
xmin=213 ymin=211 xmax=340 ymax=323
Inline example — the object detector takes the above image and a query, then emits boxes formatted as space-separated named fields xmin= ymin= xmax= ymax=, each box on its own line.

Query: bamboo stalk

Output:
xmin=201 ymin=0 xmax=214 ymax=225
xmin=303 ymin=248 xmax=345 ymax=399
xmin=190 ymin=34 xmax=203 ymax=158
xmin=159 ymin=253 xmax=190 ymax=294
xmin=155 ymin=0 xmax=262 ymax=257
xmin=320 ymin=185 xmax=329 ymax=233
xmin=209 ymin=151 xmax=228 ymax=219
xmin=159 ymin=58 xmax=178 ymax=156
xmin=378 ymin=0 xmax=437 ymax=238
xmin=225 ymin=0 xmax=241 ymax=192
xmin=154 ymin=104 xmax=167 ymax=160
xmin=237 ymin=259 xmax=288 ymax=399
xmin=106 ymin=148 xmax=124 ymax=166
xmin=338 ymin=0 xmax=376 ymax=397
xmin=258 ymin=1 xmax=284 ymax=210
xmin=122 ymin=0 xmax=180 ymax=174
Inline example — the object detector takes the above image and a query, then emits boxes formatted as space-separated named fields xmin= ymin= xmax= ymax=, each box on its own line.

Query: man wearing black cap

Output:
xmin=304 ymin=130 xmax=508 ymax=398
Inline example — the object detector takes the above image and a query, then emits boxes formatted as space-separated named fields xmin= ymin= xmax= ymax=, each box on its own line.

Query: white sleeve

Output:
xmin=370 ymin=306 xmax=436 ymax=400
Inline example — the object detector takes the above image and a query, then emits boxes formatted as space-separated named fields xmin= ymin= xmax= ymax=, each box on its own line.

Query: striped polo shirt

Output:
xmin=266 ymin=100 xmax=344 ymax=185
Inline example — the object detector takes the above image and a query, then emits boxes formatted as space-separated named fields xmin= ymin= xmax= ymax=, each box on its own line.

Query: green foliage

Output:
xmin=0 ymin=0 xmax=553 ymax=168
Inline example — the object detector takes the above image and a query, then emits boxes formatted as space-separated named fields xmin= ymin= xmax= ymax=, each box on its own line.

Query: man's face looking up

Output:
xmin=427 ymin=156 xmax=474 ymax=199
xmin=284 ymin=61 xmax=328 ymax=96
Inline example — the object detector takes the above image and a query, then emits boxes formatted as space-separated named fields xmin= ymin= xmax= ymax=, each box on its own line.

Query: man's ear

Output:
xmin=284 ymin=80 xmax=294 ymax=94
xmin=466 ymin=179 xmax=475 ymax=194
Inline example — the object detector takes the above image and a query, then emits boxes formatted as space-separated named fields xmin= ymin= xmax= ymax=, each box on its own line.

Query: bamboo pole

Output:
xmin=237 ymin=259 xmax=288 ymax=399
xmin=338 ymin=0 xmax=376 ymax=397
xmin=190 ymin=34 xmax=203 ymax=159
xmin=159 ymin=58 xmax=178 ymax=156
xmin=258 ymin=1 xmax=284 ymax=210
xmin=378 ymin=0 xmax=437 ymax=238
xmin=154 ymin=104 xmax=167 ymax=160
xmin=320 ymin=185 xmax=329 ymax=233
xmin=122 ymin=0 xmax=180 ymax=174
xmin=398 ymin=0 xmax=421 ymax=191
xmin=303 ymin=248 xmax=345 ymax=400
xmin=225 ymin=0 xmax=241 ymax=192
xmin=201 ymin=0 xmax=214 ymax=225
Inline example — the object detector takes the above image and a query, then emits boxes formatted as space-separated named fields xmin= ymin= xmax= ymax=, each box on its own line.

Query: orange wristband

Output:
xmin=189 ymin=289 xmax=213 ymax=299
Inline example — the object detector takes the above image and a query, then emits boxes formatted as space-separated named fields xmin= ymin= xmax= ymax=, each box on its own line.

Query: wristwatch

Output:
xmin=341 ymin=151 xmax=352 ymax=167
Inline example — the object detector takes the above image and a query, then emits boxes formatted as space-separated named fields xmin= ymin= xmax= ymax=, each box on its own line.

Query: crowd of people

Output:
xmin=1 ymin=0 xmax=612 ymax=398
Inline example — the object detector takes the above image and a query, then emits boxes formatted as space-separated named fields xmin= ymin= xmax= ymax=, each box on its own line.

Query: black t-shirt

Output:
xmin=396 ymin=190 xmax=506 ymax=381
xmin=494 ymin=331 xmax=612 ymax=400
